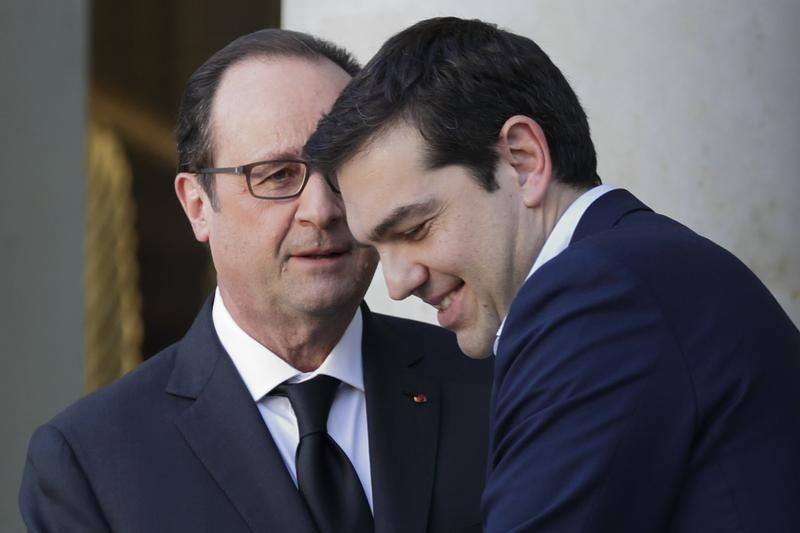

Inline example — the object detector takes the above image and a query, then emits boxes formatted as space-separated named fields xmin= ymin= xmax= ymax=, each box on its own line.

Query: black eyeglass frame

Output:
xmin=192 ymin=159 xmax=340 ymax=200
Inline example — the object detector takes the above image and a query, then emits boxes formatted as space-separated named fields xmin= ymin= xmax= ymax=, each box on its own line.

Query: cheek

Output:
xmin=255 ymin=206 xmax=297 ymax=247
xmin=355 ymin=247 xmax=379 ymax=277
xmin=341 ymin=197 xmax=372 ymax=241
xmin=426 ymin=220 xmax=473 ymax=272
xmin=360 ymin=245 xmax=379 ymax=263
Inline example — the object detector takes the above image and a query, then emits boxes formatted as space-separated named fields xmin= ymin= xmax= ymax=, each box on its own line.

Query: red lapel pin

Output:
xmin=412 ymin=393 xmax=427 ymax=404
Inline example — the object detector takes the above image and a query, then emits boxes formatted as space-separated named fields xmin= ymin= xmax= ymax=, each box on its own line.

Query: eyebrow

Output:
xmin=246 ymin=148 xmax=303 ymax=163
xmin=369 ymin=199 xmax=439 ymax=242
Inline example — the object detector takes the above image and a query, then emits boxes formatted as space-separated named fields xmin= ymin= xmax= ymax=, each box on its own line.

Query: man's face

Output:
xmin=185 ymin=57 xmax=377 ymax=327
xmin=337 ymin=123 xmax=533 ymax=358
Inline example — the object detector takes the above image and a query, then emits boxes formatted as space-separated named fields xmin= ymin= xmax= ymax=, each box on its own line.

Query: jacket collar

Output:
xmin=570 ymin=188 xmax=652 ymax=244
xmin=166 ymin=296 xmax=317 ymax=533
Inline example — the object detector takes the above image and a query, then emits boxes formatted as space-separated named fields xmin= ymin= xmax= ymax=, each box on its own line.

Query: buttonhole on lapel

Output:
xmin=403 ymin=391 xmax=428 ymax=404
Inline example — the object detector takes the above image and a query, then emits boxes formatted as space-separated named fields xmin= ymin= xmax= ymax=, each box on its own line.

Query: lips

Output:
xmin=297 ymin=251 xmax=346 ymax=259
xmin=438 ymin=293 xmax=454 ymax=311
xmin=292 ymin=243 xmax=351 ymax=259
xmin=424 ymin=281 xmax=466 ymax=329
xmin=286 ymin=242 xmax=354 ymax=271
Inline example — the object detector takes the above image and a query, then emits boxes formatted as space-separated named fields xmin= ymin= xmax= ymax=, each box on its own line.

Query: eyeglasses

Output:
xmin=194 ymin=159 xmax=339 ymax=200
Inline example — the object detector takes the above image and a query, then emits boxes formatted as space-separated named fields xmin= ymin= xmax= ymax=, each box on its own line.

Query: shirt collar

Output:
xmin=212 ymin=287 xmax=364 ymax=401
xmin=494 ymin=184 xmax=617 ymax=344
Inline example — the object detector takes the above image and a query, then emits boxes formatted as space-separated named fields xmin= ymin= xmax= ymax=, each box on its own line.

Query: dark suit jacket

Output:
xmin=485 ymin=189 xmax=800 ymax=532
xmin=20 ymin=299 xmax=492 ymax=532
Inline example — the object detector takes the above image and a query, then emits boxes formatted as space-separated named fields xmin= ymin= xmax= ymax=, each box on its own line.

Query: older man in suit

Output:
xmin=19 ymin=29 xmax=492 ymax=533
xmin=305 ymin=17 xmax=800 ymax=533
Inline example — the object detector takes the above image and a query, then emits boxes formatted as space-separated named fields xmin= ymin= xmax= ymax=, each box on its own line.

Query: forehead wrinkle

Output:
xmin=369 ymin=198 xmax=439 ymax=242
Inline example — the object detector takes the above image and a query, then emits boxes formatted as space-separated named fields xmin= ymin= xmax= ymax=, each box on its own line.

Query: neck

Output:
xmin=540 ymin=182 xmax=585 ymax=240
xmin=508 ymin=183 xmax=586 ymax=312
xmin=221 ymin=291 xmax=360 ymax=372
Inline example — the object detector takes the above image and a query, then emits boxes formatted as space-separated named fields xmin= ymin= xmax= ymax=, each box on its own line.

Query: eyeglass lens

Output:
xmin=249 ymin=161 xmax=307 ymax=198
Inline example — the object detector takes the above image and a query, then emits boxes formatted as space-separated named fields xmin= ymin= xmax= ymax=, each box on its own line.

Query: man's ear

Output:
xmin=175 ymin=173 xmax=211 ymax=242
xmin=498 ymin=115 xmax=553 ymax=208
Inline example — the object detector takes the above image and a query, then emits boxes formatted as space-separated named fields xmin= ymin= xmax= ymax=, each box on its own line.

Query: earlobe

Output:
xmin=498 ymin=115 xmax=552 ymax=208
xmin=175 ymin=173 xmax=211 ymax=242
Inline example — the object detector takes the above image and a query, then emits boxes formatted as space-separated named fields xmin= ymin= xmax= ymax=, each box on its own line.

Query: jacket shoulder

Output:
xmin=46 ymin=342 xmax=181 ymax=437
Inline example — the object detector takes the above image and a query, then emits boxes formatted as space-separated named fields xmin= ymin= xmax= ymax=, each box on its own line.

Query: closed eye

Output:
xmin=369 ymin=199 xmax=441 ymax=243
xmin=399 ymin=220 xmax=431 ymax=241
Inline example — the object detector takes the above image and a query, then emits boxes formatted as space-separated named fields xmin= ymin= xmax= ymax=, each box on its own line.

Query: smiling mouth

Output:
xmin=436 ymin=293 xmax=454 ymax=311
xmin=427 ymin=281 xmax=466 ymax=330
xmin=429 ymin=281 xmax=465 ymax=311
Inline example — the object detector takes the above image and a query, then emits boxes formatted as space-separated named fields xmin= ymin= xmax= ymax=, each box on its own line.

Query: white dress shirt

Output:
xmin=212 ymin=288 xmax=373 ymax=509
xmin=494 ymin=184 xmax=617 ymax=353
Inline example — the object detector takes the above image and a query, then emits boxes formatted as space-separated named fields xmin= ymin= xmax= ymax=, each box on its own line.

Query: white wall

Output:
xmin=284 ymin=0 xmax=800 ymax=327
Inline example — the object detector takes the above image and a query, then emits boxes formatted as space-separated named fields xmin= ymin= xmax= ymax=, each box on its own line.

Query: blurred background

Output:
xmin=2 ymin=1 xmax=798 ymax=530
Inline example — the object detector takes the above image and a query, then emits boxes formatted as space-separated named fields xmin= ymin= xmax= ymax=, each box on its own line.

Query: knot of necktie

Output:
xmin=278 ymin=375 xmax=340 ymax=438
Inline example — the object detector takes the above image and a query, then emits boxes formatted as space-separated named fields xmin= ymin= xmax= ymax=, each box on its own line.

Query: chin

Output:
xmin=462 ymin=348 xmax=494 ymax=360
xmin=456 ymin=332 xmax=495 ymax=359
xmin=294 ymin=287 xmax=366 ymax=317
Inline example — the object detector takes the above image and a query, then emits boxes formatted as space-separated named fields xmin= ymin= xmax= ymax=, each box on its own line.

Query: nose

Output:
xmin=379 ymin=247 xmax=428 ymax=301
xmin=295 ymin=171 xmax=344 ymax=229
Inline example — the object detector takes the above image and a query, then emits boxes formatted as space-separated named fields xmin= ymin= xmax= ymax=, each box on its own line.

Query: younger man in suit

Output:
xmin=305 ymin=17 xmax=800 ymax=533
xmin=20 ymin=28 xmax=492 ymax=533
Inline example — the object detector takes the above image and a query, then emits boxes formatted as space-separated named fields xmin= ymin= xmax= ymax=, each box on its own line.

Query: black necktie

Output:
xmin=280 ymin=375 xmax=374 ymax=533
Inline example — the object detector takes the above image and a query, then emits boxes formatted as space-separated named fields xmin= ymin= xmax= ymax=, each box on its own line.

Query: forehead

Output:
xmin=339 ymin=124 xmax=439 ymax=237
xmin=341 ymin=123 xmax=427 ymax=195
xmin=210 ymin=56 xmax=351 ymax=162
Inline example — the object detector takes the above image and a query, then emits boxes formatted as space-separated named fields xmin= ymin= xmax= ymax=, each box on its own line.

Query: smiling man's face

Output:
xmin=338 ymin=123 xmax=532 ymax=358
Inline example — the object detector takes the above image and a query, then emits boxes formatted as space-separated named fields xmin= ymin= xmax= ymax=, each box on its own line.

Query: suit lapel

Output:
xmin=166 ymin=298 xmax=317 ymax=533
xmin=362 ymin=306 xmax=441 ymax=533
xmin=571 ymin=188 xmax=652 ymax=244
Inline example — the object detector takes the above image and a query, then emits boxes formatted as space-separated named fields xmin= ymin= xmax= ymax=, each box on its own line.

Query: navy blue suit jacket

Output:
xmin=485 ymin=189 xmax=800 ymax=532
xmin=20 ymin=298 xmax=492 ymax=532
